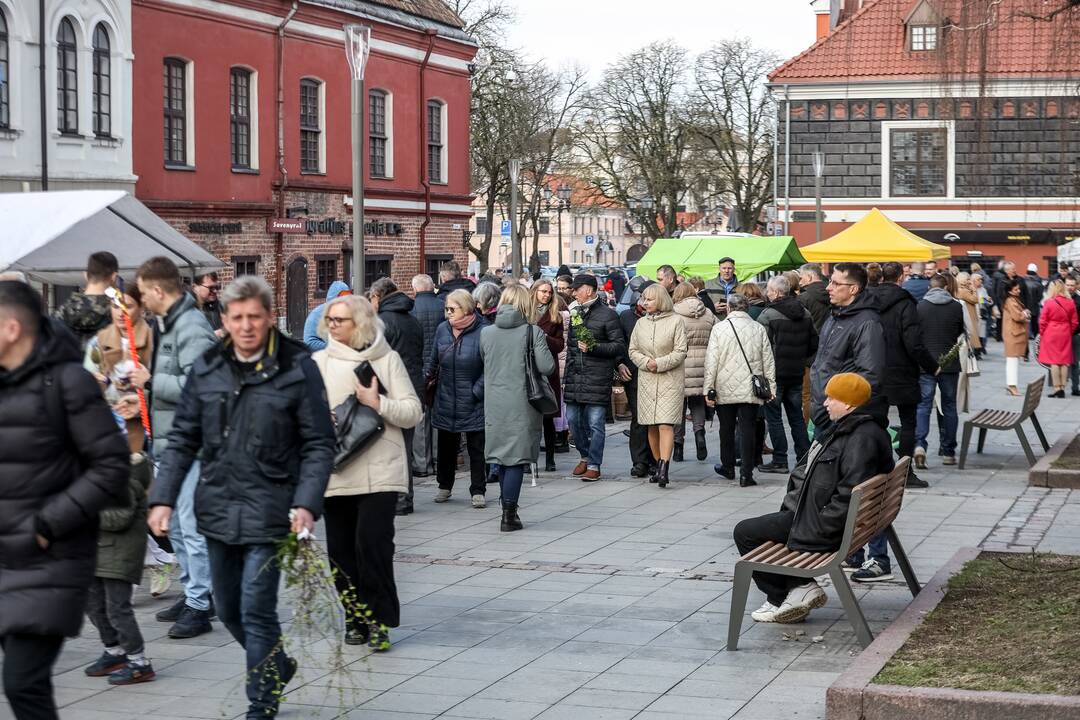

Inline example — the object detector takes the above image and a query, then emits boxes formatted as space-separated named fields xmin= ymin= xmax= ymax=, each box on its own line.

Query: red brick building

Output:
xmin=132 ymin=0 xmax=476 ymax=333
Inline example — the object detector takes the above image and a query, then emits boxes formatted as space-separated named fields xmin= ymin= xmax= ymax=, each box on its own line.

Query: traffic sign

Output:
xmin=585 ymin=234 xmax=595 ymax=245
xmin=500 ymin=220 xmax=511 ymax=237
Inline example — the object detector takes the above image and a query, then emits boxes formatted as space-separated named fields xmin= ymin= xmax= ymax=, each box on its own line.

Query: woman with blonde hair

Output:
xmin=313 ymin=294 xmax=422 ymax=650
xmin=530 ymin=279 xmax=566 ymax=471
xmin=480 ymin=285 xmax=556 ymax=530
xmin=671 ymin=282 xmax=715 ymax=461
xmin=1002 ymin=278 xmax=1031 ymax=395
xmin=955 ymin=272 xmax=983 ymax=357
xmin=629 ymin=284 xmax=688 ymax=487
xmin=1038 ymin=279 xmax=1079 ymax=397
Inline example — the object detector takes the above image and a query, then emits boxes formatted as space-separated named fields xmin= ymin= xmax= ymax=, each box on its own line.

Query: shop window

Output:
xmin=365 ymin=255 xmax=391 ymax=289
xmin=234 ymin=255 xmax=259 ymax=277
xmin=315 ymin=255 xmax=338 ymax=293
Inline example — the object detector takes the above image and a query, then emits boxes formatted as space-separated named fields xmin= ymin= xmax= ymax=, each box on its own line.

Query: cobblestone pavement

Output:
xmin=3 ymin=351 xmax=1079 ymax=720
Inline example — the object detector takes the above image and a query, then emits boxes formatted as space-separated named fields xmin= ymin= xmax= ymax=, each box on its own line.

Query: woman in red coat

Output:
xmin=1038 ymin=279 xmax=1079 ymax=398
xmin=532 ymin=280 xmax=566 ymax=471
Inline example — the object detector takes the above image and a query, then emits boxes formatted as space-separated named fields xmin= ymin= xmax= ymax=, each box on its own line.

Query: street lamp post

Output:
xmin=543 ymin=182 xmax=573 ymax=268
xmin=344 ymin=24 xmax=371 ymax=293
xmin=509 ymin=159 xmax=521 ymax=278
xmin=812 ymin=148 xmax=825 ymax=244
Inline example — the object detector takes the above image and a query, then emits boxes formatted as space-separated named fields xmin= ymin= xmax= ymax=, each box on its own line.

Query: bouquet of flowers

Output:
xmin=570 ymin=311 xmax=597 ymax=351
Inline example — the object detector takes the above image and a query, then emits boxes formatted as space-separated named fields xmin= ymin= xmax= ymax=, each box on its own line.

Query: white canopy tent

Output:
xmin=0 ymin=191 xmax=226 ymax=284
xmin=1058 ymin=238 xmax=1080 ymax=264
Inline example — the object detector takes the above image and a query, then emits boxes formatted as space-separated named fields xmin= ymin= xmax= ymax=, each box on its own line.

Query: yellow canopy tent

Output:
xmin=799 ymin=208 xmax=950 ymax=263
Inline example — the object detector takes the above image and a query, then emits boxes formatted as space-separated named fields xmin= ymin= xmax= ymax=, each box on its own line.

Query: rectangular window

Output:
xmin=0 ymin=15 xmax=7 ymax=128
xmin=911 ymin=25 xmax=938 ymax=51
xmin=300 ymin=79 xmax=321 ymax=173
xmin=369 ymin=90 xmax=387 ymax=178
xmin=230 ymin=69 xmax=251 ymax=169
xmin=476 ymin=217 xmax=489 ymax=236
xmin=890 ymin=128 xmax=947 ymax=196
xmin=365 ymin=255 xmax=391 ymax=289
xmin=234 ymin=255 xmax=259 ymax=277
xmin=163 ymin=59 xmax=187 ymax=165
xmin=427 ymin=100 xmax=443 ymax=182
xmin=425 ymin=255 xmax=452 ymax=279
xmin=315 ymin=255 xmax=337 ymax=293
xmin=539 ymin=217 xmax=551 ymax=235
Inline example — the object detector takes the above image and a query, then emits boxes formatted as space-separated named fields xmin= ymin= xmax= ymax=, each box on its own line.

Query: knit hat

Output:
xmin=825 ymin=373 xmax=871 ymax=408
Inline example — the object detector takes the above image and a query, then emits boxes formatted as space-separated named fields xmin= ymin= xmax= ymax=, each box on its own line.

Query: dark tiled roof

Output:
xmin=305 ymin=0 xmax=470 ymax=38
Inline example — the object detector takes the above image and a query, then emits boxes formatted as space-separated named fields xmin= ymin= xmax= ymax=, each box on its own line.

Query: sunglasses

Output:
xmin=445 ymin=306 xmax=461 ymax=315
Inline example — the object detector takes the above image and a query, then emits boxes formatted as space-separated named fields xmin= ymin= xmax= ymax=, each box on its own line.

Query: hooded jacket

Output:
xmin=798 ymin=281 xmax=831 ymax=332
xmin=56 ymin=292 xmax=112 ymax=345
xmin=917 ymin=288 xmax=965 ymax=374
xmin=377 ymin=291 xmax=425 ymax=397
xmin=758 ymin=296 xmax=818 ymax=385
xmin=809 ymin=293 xmax=886 ymax=428
xmin=304 ymin=281 xmax=351 ymax=352
xmin=870 ymin=283 xmax=938 ymax=405
xmin=0 ymin=318 xmax=129 ymax=637
xmin=95 ymin=454 xmax=151 ymax=586
xmin=673 ymin=297 xmax=716 ymax=395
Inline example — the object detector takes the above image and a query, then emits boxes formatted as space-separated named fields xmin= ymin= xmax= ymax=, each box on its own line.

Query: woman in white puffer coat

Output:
xmin=703 ymin=293 xmax=776 ymax=488
xmin=672 ymin=282 xmax=716 ymax=462
xmin=629 ymin=284 xmax=688 ymax=488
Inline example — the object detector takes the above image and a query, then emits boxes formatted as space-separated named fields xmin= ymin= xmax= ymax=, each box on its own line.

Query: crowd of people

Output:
xmin=3 ymin=247 xmax=1077 ymax=720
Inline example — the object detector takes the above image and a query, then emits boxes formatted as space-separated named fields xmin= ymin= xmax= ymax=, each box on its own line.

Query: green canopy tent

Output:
xmin=635 ymin=235 xmax=806 ymax=282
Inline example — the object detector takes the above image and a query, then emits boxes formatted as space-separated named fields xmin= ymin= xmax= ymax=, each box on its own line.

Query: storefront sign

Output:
xmin=266 ymin=217 xmax=405 ymax=236
xmin=365 ymin=222 xmax=404 ymax=236
xmin=188 ymin=221 xmax=242 ymax=234
xmin=267 ymin=218 xmax=306 ymax=233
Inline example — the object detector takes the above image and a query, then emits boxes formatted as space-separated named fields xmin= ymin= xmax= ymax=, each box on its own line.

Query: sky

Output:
xmin=503 ymin=0 xmax=819 ymax=78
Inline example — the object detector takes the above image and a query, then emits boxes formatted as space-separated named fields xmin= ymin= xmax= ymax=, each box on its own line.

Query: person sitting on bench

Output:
xmin=733 ymin=373 xmax=894 ymax=623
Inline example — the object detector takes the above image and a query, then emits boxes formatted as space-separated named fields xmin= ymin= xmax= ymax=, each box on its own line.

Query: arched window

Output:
xmin=230 ymin=68 xmax=252 ymax=168
xmin=93 ymin=24 xmax=111 ymax=137
xmin=57 ymin=18 xmax=78 ymax=134
xmin=0 ymin=12 xmax=9 ymax=128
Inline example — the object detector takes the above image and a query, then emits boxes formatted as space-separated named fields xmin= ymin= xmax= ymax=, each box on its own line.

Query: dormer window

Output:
xmin=910 ymin=24 xmax=938 ymax=50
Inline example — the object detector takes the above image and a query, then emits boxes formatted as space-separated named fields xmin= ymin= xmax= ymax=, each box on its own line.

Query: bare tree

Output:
xmin=691 ymin=40 xmax=779 ymax=233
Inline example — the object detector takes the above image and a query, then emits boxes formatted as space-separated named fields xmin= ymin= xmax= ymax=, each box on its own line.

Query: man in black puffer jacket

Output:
xmin=0 ymin=281 xmax=128 ymax=719
xmin=410 ymin=274 xmax=444 ymax=479
xmin=564 ymin=274 xmax=626 ymax=481
xmin=758 ymin=275 xmax=817 ymax=474
xmin=915 ymin=274 xmax=965 ymax=470
xmin=618 ymin=290 xmax=653 ymax=477
xmin=369 ymin=278 xmax=424 ymax=515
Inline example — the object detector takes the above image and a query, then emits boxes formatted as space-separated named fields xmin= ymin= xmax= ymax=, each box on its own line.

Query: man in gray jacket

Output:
xmin=131 ymin=257 xmax=218 ymax=639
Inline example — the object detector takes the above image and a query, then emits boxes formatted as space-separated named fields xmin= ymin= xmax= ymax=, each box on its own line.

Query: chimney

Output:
xmin=811 ymin=0 xmax=832 ymax=40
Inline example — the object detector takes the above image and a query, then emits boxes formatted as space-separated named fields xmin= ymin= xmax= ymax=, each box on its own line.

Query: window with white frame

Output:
xmin=92 ymin=24 xmax=111 ymax=137
xmin=300 ymin=78 xmax=323 ymax=173
xmin=230 ymin=68 xmax=252 ymax=169
xmin=910 ymin=25 xmax=938 ymax=51
xmin=1 ymin=11 xmax=10 ymax=129
xmin=427 ymin=99 xmax=446 ymax=183
xmin=882 ymin=121 xmax=953 ymax=198
xmin=369 ymin=89 xmax=393 ymax=178
xmin=57 ymin=18 xmax=78 ymax=134
xmin=163 ymin=58 xmax=189 ymax=165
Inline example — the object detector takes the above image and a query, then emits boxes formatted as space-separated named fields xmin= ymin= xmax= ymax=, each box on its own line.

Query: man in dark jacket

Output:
xmin=1023 ymin=263 xmax=1045 ymax=337
xmin=618 ymin=290 xmax=653 ymax=477
xmin=758 ymin=275 xmax=817 ymax=474
xmin=564 ymin=274 xmax=626 ymax=481
xmin=809 ymin=263 xmax=886 ymax=437
xmin=902 ymin=262 xmax=930 ymax=302
xmin=437 ymin=260 xmax=476 ymax=295
xmin=0 ymin=281 xmax=129 ymax=720
xmin=915 ymin=274 xmax=965 ymax=469
xmin=149 ymin=276 xmax=335 ymax=720
xmin=410 ymin=274 xmax=444 ymax=478
xmin=733 ymin=373 xmax=893 ymax=624
xmin=369 ymin=278 xmax=424 ymax=515
xmin=193 ymin=272 xmax=223 ymax=333
xmin=797 ymin=263 xmax=830 ymax=332
xmin=991 ymin=261 xmax=1017 ymax=340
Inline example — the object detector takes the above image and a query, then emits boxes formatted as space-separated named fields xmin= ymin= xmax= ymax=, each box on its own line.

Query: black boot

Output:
xmin=554 ymin=431 xmax=570 ymax=453
xmin=657 ymin=459 xmax=670 ymax=488
xmin=649 ymin=460 xmax=660 ymax=483
xmin=695 ymin=430 xmax=707 ymax=461
xmin=673 ymin=443 xmax=684 ymax=462
xmin=545 ymin=447 xmax=556 ymax=473
xmin=501 ymin=503 xmax=523 ymax=532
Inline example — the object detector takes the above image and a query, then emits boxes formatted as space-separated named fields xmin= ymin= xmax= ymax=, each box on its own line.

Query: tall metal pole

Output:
xmin=814 ymin=172 xmax=822 ymax=244
xmin=39 ymin=0 xmax=48 ymax=190
xmin=351 ymin=77 xmax=365 ymax=292
xmin=509 ymin=159 xmax=521 ymax=278
xmin=556 ymin=204 xmax=564 ymax=268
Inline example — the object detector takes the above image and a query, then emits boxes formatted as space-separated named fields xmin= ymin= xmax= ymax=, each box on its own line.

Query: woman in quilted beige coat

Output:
xmin=672 ymin=282 xmax=717 ymax=462
xmin=629 ymin=284 xmax=688 ymax=487
xmin=703 ymin=293 xmax=776 ymax=487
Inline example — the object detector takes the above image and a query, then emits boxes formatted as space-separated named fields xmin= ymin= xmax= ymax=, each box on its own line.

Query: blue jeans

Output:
xmin=847 ymin=532 xmax=890 ymax=571
xmin=916 ymin=373 xmax=959 ymax=456
xmin=566 ymin=402 xmax=607 ymax=471
xmin=492 ymin=464 xmax=526 ymax=506
xmin=170 ymin=461 xmax=212 ymax=611
xmin=1071 ymin=335 xmax=1080 ymax=393
xmin=764 ymin=381 xmax=811 ymax=467
xmin=206 ymin=539 xmax=287 ymax=716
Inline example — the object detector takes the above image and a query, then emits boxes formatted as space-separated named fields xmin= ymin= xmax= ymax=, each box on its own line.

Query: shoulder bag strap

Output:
xmin=728 ymin=319 xmax=755 ymax=374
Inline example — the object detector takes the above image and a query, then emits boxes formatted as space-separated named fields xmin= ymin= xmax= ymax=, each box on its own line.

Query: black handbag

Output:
xmin=525 ymin=327 xmax=559 ymax=416
xmin=332 ymin=395 xmax=385 ymax=472
xmin=728 ymin=319 xmax=772 ymax=401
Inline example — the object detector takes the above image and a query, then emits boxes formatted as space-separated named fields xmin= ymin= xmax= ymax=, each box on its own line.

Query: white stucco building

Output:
xmin=0 ymin=0 xmax=134 ymax=192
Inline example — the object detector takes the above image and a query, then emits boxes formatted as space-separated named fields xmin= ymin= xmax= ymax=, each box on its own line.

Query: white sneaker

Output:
xmin=434 ymin=489 xmax=451 ymax=503
xmin=471 ymin=494 xmax=486 ymax=509
xmin=774 ymin=581 xmax=827 ymax=623
xmin=913 ymin=447 xmax=927 ymax=469
xmin=751 ymin=601 xmax=780 ymax=622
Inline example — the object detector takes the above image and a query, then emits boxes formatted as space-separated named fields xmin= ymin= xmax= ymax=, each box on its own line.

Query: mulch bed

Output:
xmin=1050 ymin=436 xmax=1080 ymax=470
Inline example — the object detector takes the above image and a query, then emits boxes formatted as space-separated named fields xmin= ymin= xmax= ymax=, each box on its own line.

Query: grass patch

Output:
xmin=874 ymin=552 xmax=1080 ymax=695
xmin=1050 ymin=436 xmax=1080 ymax=470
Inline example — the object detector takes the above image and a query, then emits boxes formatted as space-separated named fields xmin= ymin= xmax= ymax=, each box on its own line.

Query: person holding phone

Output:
xmin=313 ymin=295 xmax=421 ymax=651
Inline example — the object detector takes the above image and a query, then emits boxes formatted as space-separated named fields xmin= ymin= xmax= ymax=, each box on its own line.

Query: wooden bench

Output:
xmin=726 ymin=458 xmax=919 ymax=650
xmin=958 ymin=377 xmax=1049 ymax=469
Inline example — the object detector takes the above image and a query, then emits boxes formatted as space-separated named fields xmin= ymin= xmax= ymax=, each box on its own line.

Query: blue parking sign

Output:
xmin=585 ymin=234 xmax=595 ymax=245
xmin=501 ymin=220 xmax=511 ymax=237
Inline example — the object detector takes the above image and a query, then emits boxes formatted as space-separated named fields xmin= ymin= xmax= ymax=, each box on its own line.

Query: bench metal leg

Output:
xmin=1030 ymin=413 xmax=1050 ymax=451
xmin=830 ymin=567 xmax=874 ymax=648
xmin=977 ymin=427 xmax=987 ymax=454
xmin=1015 ymin=426 xmax=1037 ymax=466
xmin=726 ymin=563 xmax=754 ymax=651
xmin=885 ymin=525 xmax=921 ymax=597
xmin=958 ymin=422 xmax=974 ymax=470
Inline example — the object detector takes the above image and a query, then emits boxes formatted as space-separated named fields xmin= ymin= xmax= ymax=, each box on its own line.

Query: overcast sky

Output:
xmin=503 ymin=0 xmax=818 ymax=78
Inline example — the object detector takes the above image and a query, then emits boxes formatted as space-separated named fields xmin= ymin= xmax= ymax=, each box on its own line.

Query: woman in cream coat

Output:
xmin=314 ymin=295 xmax=422 ymax=651
xmin=629 ymin=284 xmax=688 ymax=488
xmin=672 ymin=282 xmax=716 ymax=462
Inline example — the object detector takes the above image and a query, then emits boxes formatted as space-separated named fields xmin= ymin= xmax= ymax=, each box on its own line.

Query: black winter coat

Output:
xmin=810 ymin=293 xmax=886 ymax=429
xmin=870 ymin=283 xmax=938 ymax=405
xmin=758 ymin=296 xmax=818 ymax=384
xmin=438 ymin=276 xmax=476 ymax=295
xmin=798 ymin=281 xmax=831 ymax=332
xmin=378 ymin=291 xmax=425 ymax=397
xmin=618 ymin=306 xmax=642 ymax=384
xmin=781 ymin=412 xmax=894 ymax=553
xmin=426 ymin=317 xmax=485 ymax=433
xmin=1024 ymin=273 xmax=1044 ymax=336
xmin=411 ymin=290 xmax=445 ymax=361
xmin=564 ymin=300 xmax=626 ymax=406
xmin=0 ymin=319 xmax=129 ymax=637
xmin=151 ymin=330 xmax=335 ymax=545
xmin=917 ymin=289 xmax=966 ymax=374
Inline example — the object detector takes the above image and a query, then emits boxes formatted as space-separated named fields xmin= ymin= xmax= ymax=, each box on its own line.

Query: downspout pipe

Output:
xmin=39 ymin=0 xmax=48 ymax=191
xmin=417 ymin=30 xmax=436 ymax=271
xmin=772 ymin=87 xmax=779 ymax=236
xmin=274 ymin=1 xmax=298 ymax=318
xmin=783 ymin=84 xmax=791 ymax=236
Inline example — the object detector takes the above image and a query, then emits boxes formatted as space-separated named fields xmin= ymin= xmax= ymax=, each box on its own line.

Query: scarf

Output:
xmin=450 ymin=312 xmax=476 ymax=338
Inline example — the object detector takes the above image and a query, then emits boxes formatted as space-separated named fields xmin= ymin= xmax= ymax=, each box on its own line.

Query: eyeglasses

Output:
xmin=828 ymin=280 xmax=858 ymax=288
xmin=325 ymin=316 xmax=353 ymax=327
xmin=200 ymin=284 xmax=219 ymax=292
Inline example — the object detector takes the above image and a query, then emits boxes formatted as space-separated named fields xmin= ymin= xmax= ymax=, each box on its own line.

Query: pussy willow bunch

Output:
xmin=938 ymin=339 xmax=963 ymax=368
xmin=570 ymin=311 xmax=597 ymax=351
